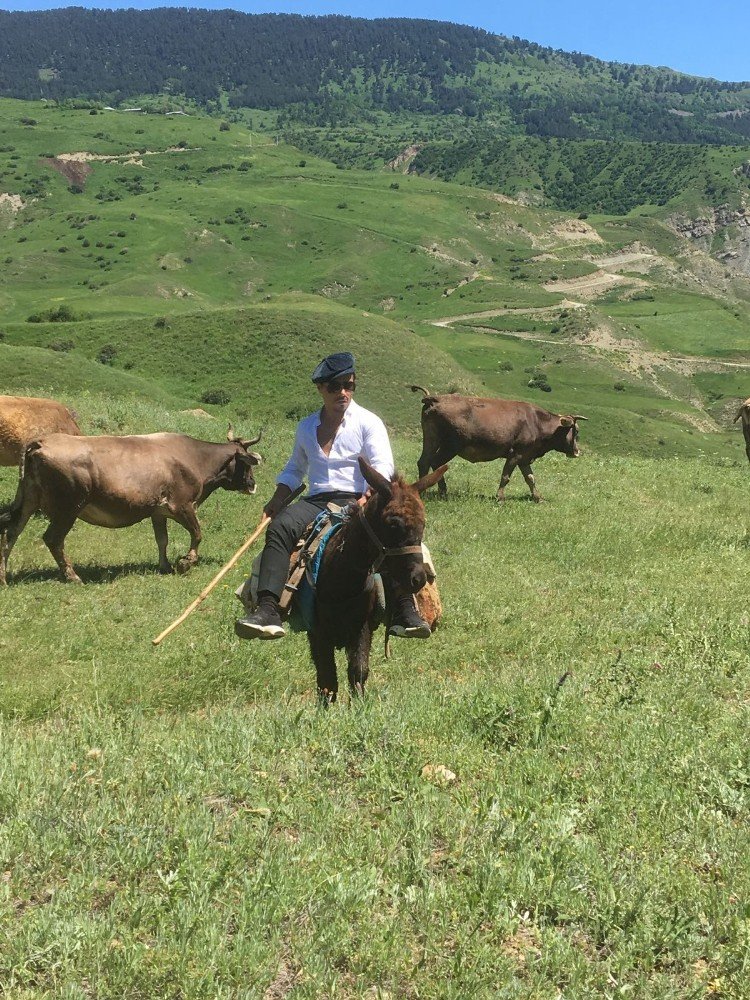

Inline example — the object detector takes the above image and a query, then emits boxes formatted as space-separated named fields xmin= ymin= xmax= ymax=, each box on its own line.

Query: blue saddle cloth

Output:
xmin=288 ymin=508 xmax=347 ymax=634
xmin=287 ymin=506 xmax=385 ymax=634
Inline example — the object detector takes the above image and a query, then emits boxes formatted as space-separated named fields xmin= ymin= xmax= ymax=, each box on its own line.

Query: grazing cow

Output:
xmin=409 ymin=386 xmax=586 ymax=502
xmin=0 ymin=395 xmax=81 ymax=466
xmin=0 ymin=427 xmax=261 ymax=584
xmin=734 ymin=398 xmax=750 ymax=463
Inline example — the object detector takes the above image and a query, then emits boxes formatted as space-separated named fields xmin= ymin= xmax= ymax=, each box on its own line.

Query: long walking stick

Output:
xmin=152 ymin=484 xmax=304 ymax=646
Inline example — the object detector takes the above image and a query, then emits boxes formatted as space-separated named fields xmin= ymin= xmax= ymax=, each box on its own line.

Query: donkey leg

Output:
xmin=347 ymin=624 xmax=374 ymax=699
xmin=309 ymin=631 xmax=338 ymax=705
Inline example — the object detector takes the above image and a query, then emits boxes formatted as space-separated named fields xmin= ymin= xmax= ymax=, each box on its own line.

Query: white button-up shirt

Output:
xmin=276 ymin=399 xmax=395 ymax=496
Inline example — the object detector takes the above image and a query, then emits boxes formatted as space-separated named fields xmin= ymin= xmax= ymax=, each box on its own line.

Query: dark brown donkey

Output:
xmin=309 ymin=457 xmax=447 ymax=702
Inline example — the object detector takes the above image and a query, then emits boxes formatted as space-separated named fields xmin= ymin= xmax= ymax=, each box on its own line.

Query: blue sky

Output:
xmin=3 ymin=0 xmax=749 ymax=83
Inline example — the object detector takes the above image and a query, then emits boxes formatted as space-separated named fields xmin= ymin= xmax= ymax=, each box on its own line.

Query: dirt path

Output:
xmin=543 ymin=269 xmax=647 ymax=297
xmin=431 ymin=301 xmax=585 ymax=327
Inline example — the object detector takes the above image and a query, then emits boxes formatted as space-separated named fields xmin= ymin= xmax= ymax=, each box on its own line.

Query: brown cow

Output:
xmin=0 ymin=428 xmax=261 ymax=584
xmin=0 ymin=395 xmax=81 ymax=466
xmin=409 ymin=386 xmax=586 ymax=502
xmin=734 ymin=398 xmax=750 ymax=463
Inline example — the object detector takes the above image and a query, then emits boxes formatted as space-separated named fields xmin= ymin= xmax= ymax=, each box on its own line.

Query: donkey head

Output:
xmin=359 ymin=458 xmax=448 ymax=593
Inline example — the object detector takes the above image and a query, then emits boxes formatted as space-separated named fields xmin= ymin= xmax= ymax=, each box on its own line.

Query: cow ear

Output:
xmin=412 ymin=463 xmax=449 ymax=493
xmin=559 ymin=416 xmax=574 ymax=428
xmin=359 ymin=457 xmax=392 ymax=500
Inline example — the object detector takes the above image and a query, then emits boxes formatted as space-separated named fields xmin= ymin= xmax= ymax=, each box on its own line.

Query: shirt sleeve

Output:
xmin=276 ymin=422 xmax=309 ymax=490
xmin=362 ymin=413 xmax=395 ymax=480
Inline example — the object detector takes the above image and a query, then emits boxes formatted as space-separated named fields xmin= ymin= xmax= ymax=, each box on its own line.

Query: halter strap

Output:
xmin=356 ymin=507 xmax=423 ymax=572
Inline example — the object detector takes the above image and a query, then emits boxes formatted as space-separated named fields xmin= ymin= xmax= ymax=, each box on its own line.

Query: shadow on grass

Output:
xmin=5 ymin=555 xmax=225 ymax=585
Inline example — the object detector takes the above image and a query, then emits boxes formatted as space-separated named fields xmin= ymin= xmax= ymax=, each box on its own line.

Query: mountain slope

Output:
xmin=2 ymin=9 xmax=750 ymax=144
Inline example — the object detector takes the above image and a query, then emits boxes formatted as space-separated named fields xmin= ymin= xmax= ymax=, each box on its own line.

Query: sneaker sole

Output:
xmin=388 ymin=624 xmax=431 ymax=639
xmin=234 ymin=620 xmax=286 ymax=640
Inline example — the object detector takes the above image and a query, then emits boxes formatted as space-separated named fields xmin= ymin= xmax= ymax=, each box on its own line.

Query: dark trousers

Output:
xmin=257 ymin=492 xmax=360 ymax=600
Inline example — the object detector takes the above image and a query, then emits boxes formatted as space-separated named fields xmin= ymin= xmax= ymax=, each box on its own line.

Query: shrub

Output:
xmin=390 ymin=182 xmax=400 ymax=190
xmin=528 ymin=372 xmax=552 ymax=392
xmin=27 ymin=304 xmax=78 ymax=323
xmin=614 ymin=381 xmax=626 ymax=392
xmin=48 ymin=339 xmax=75 ymax=352
xmin=498 ymin=360 xmax=513 ymax=372
xmin=201 ymin=389 xmax=231 ymax=406
xmin=154 ymin=317 xmax=169 ymax=329
xmin=97 ymin=344 xmax=118 ymax=365
xmin=219 ymin=121 xmax=230 ymax=132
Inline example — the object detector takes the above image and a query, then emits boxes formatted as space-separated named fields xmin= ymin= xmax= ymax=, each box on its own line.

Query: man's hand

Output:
xmin=263 ymin=484 xmax=294 ymax=520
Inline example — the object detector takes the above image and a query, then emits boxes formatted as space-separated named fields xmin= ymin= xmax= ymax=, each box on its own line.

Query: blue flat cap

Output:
xmin=311 ymin=352 xmax=356 ymax=383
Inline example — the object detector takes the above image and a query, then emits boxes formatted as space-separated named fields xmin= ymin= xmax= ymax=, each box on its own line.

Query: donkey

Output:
xmin=309 ymin=457 xmax=447 ymax=702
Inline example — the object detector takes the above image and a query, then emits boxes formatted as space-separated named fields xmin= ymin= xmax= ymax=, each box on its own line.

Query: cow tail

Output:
xmin=406 ymin=384 xmax=439 ymax=411
xmin=407 ymin=384 xmax=431 ymax=398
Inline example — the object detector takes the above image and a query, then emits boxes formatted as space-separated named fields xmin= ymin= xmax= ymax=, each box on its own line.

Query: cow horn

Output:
xmin=227 ymin=422 xmax=237 ymax=442
xmin=240 ymin=431 xmax=262 ymax=448
xmin=572 ymin=414 xmax=588 ymax=421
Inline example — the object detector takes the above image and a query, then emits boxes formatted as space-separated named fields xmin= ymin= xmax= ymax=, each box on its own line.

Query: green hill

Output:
xmin=1 ymin=96 xmax=749 ymax=464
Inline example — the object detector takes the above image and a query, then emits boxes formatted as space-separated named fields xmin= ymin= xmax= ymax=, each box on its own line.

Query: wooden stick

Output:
xmin=152 ymin=485 xmax=304 ymax=646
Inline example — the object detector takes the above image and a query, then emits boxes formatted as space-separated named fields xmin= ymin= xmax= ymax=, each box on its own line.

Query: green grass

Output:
xmin=1 ymin=397 xmax=750 ymax=996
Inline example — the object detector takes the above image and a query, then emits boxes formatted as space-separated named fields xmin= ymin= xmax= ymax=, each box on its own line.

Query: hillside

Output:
xmin=2 ymin=9 xmax=750 ymax=145
xmin=1 ymin=97 xmax=749 ymax=463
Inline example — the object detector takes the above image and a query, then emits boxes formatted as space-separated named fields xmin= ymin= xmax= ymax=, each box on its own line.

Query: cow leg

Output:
xmin=496 ymin=457 xmax=519 ymax=502
xmin=519 ymin=463 xmax=542 ymax=503
xmin=43 ymin=515 xmax=82 ymax=583
xmin=170 ymin=505 xmax=202 ymax=575
xmin=429 ymin=448 xmax=455 ymax=498
xmin=150 ymin=512 xmax=174 ymax=574
xmin=346 ymin=625 xmax=373 ymax=699
xmin=0 ymin=495 xmax=39 ymax=584
xmin=309 ymin=631 xmax=338 ymax=705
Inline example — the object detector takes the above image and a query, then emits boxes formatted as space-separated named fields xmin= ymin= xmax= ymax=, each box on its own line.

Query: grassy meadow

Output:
xmin=2 ymin=96 xmax=750 ymax=996
xmin=1 ymin=396 xmax=750 ymax=997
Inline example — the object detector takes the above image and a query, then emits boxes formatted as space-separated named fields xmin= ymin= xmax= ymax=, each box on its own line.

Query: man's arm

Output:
xmin=265 ymin=424 xmax=308 ymax=517
xmin=361 ymin=413 xmax=395 ymax=480
xmin=264 ymin=483 xmax=294 ymax=519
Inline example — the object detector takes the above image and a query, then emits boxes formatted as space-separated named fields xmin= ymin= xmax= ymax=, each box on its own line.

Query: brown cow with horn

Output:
xmin=0 ymin=425 xmax=261 ymax=584
xmin=408 ymin=385 xmax=587 ymax=502
xmin=734 ymin=398 xmax=750 ymax=464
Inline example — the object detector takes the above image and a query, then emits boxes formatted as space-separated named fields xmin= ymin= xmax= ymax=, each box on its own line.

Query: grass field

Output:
xmin=1 ymin=398 xmax=750 ymax=996
xmin=2 ymin=95 xmax=750 ymax=996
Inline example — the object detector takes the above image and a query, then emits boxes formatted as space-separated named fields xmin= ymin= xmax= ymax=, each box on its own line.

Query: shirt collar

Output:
xmin=314 ymin=397 xmax=358 ymax=428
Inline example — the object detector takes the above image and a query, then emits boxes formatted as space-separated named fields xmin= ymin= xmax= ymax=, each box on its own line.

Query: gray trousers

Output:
xmin=257 ymin=491 xmax=360 ymax=600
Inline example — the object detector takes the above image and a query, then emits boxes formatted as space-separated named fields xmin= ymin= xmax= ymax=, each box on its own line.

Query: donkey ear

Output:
xmin=359 ymin=457 xmax=392 ymax=499
xmin=412 ymin=463 xmax=449 ymax=494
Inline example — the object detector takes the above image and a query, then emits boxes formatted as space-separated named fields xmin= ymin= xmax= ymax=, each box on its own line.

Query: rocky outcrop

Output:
xmin=666 ymin=203 xmax=750 ymax=275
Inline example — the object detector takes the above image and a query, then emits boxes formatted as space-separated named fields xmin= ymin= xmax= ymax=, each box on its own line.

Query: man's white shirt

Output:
xmin=276 ymin=398 xmax=395 ymax=496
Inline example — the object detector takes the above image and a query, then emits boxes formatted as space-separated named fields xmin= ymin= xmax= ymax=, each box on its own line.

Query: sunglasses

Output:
xmin=324 ymin=379 xmax=356 ymax=393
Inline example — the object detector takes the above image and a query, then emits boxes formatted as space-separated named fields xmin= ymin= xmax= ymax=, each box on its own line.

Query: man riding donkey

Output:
xmin=235 ymin=352 xmax=433 ymax=641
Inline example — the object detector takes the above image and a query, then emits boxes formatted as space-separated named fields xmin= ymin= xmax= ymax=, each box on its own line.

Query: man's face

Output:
xmin=317 ymin=375 xmax=356 ymax=415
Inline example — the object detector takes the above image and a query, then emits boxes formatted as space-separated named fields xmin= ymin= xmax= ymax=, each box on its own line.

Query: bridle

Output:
xmin=356 ymin=506 xmax=423 ymax=572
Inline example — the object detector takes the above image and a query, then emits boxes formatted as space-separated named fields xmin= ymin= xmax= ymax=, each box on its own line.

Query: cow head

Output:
xmin=554 ymin=414 xmax=587 ymax=458
xmin=226 ymin=425 xmax=262 ymax=494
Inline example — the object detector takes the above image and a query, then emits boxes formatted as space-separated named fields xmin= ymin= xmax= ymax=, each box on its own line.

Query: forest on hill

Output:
xmin=3 ymin=8 xmax=750 ymax=145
